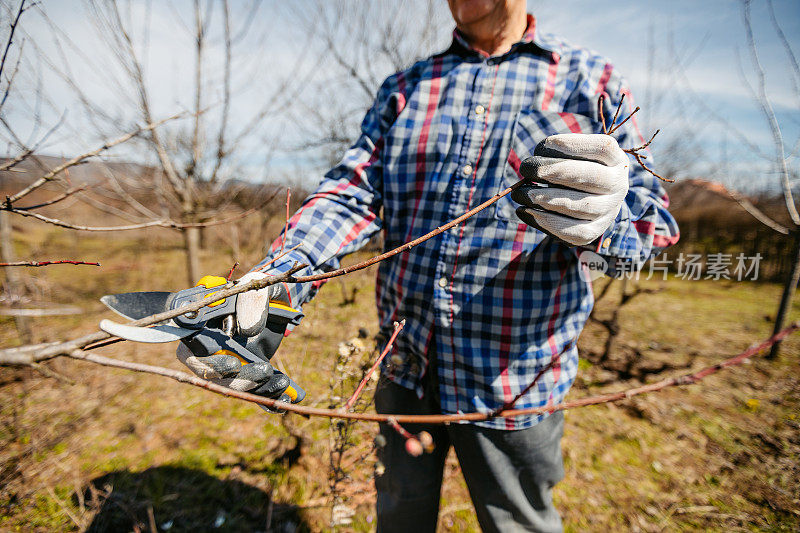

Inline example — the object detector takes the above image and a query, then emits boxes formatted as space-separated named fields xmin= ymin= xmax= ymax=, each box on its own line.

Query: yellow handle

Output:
xmin=195 ymin=275 xmax=227 ymax=307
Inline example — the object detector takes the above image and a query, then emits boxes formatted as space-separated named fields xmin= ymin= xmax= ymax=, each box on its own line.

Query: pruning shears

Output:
xmin=99 ymin=275 xmax=306 ymax=406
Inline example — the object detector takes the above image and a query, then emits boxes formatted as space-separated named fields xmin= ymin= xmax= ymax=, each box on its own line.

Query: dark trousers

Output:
xmin=374 ymin=375 xmax=565 ymax=533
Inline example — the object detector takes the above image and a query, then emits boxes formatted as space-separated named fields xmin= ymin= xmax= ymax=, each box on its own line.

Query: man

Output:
xmin=177 ymin=1 xmax=679 ymax=531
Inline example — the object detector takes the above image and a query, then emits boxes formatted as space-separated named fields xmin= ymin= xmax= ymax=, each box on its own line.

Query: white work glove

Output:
xmin=234 ymin=271 xmax=275 ymax=337
xmin=176 ymin=271 xmax=292 ymax=407
xmin=511 ymin=134 xmax=629 ymax=246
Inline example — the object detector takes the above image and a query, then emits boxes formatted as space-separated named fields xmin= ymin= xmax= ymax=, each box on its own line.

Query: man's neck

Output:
xmin=456 ymin=4 xmax=528 ymax=57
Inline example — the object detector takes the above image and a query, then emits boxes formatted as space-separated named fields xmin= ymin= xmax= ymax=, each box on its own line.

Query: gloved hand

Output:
xmin=175 ymin=271 xmax=293 ymax=409
xmin=511 ymin=133 xmax=629 ymax=246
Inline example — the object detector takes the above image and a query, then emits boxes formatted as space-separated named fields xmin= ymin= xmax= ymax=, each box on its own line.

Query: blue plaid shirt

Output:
xmin=257 ymin=16 xmax=679 ymax=429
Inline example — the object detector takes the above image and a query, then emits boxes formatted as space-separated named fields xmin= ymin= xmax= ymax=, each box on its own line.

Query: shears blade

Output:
xmin=99 ymin=319 xmax=197 ymax=343
xmin=101 ymin=291 xmax=172 ymax=321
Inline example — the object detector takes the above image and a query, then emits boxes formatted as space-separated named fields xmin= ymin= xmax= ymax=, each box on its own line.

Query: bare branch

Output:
xmin=0 ymin=307 xmax=82 ymax=317
xmin=0 ymin=260 xmax=99 ymax=267
xmin=766 ymin=0 xmax=800 ymax=104
xmin=5 ymin=190 xmax=276 ymax=231
xmin=13 ymin=186 xmax=86 ymax=210
xmin=208 ymin=0 xmax=231 ymax=183
xmin=23 ymin=320 xmax=800 ymax=424
xmin=0 ymin=0 xmax=26 ymax=91
xmin=726 ymin=185 xmax=790 ymax=234
xmin=342 ymin=319 xmax=405 ymax=412
xmin=0 ymin=149 xmax=32 ymax=172
xmin=292 ymin=178 xmax=529 ymax=284
xmin=742 ymin=0 xmax=800 ymax=226
xmin=281 ymin=188 xmax=290 ymax=254
xmin=4 ymin=111 xmax=186 ymax=206
xmin=0 ymin=262 xmax=308 ymax=365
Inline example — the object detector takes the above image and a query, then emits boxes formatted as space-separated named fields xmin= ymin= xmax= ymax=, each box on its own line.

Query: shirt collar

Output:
xmin=450 ymin=14 xmax=562 ymax=60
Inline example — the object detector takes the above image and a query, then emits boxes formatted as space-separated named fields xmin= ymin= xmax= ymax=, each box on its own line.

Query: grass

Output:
xmin=0 ymin=222 xmax=798 ymax=531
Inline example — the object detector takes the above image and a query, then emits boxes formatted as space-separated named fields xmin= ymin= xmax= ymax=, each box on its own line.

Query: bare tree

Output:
xmin=12 ymin=0 xmax=310 ymax=284
xmin=656 ymin=1 xmax=799 ymax=357
xmin=737 ymin=0 xmax=799 ymax=357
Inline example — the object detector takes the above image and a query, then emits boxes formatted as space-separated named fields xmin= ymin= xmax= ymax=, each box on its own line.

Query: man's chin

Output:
xmin=448 ymin=0 xmax=502 ymax=26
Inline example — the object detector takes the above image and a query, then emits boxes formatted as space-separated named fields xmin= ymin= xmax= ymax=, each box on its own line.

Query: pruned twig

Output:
xmin=385 ymin=417 xmax=426 ymax=457
xmin=342 ymin=319 xmax=405 ymax=412
xmin=599 ymin=94 xmax=674 ymax=183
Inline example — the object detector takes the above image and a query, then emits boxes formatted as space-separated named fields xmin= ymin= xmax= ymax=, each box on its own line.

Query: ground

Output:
xmin=0 ymin=224 xmax=798 ymax=532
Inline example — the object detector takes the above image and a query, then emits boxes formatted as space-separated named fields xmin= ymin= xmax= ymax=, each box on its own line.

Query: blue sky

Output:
xmin=5 ymin=0 xmax=799 ymax=193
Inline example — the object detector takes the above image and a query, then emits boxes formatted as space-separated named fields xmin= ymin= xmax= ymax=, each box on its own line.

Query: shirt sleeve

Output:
xmin=250 ymin=78 xmax=401 ymax=308
xmin=593 ymin=74 xmax=680 ymax=271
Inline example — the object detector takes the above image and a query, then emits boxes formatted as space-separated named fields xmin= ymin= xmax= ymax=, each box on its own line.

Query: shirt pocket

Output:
xmin=495 ymin=109 xmax=597 ymax=221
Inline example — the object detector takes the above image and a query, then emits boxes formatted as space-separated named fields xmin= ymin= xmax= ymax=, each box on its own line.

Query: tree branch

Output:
xmin=0 ymin=263 xmax=307 ymax=364
xmin=292 ymin=178 xmax=529 ymax=284
xmin=4 ymin=188 xmax=278 ymax=231
xmin=342 ymin=319 xmax=405 ymax=412
xmin=46 ymin=321 xmax=800 ymax=424
xmin=13 ymin=186 xmax=86 ymax=211
xmin=4 ymin=112 xmax=186 ymax=206
xmin=742 ymin=0 xmax=800 ymax=226
xmin=0 ymin=260 xmax=99 ymax=267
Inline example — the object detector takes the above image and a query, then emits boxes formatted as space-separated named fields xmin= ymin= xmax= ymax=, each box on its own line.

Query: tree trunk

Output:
xmin=769 ymin=230 xmax=800 ymax=359
xmin=0 ymin=211 xmax=32 ymax=343
xmin=182 ymin=226 xmax=201 ymax=286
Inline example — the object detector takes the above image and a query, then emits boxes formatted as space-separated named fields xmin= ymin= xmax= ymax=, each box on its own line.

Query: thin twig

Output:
xmin=608 ymin=105 xmax=640 ymax=135
xmin=256 ymin=243 xmax=303 ymax=272
xmin=281 ymin=188 xmax=291 ymax=254
xmin=0 ymin=0 xmax=26 ymax=85
xmin=5 ymin=190 xmax=276 ymax=231
xmin=0 ymin=260 xmax=99 ymax=267
xmin=226 ymin=261 xmax=239 ymax=281
xmin=626 ymin=129 xmax=660 ymax=152
xmin=13 ymin=186 xmax=87 ymax=210
xmin=293 ymin=178 xmax=529 ymax=284
xmin=629 ymin=151 xmax=673 ymax=183
xmin=608 ymin=93 xmax=625 ymax=133
xmin=597 ymin=94 xmax=607 ymax=134
xmin=342 ymin=320 xmax=405 ymax=412
xmin=495 ymin=350 xmax=564 ymax=414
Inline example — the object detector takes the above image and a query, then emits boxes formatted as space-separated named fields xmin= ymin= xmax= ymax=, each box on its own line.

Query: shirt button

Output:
xmin=602 ymin=237 xmax=611 ymax=248
xmin=438 ymin=277 xmax=448 ymax=288
xmin=475 ymin=104 xmax=485 ymax=115
xmin=462 ymin=164 xmax=473 ymax=176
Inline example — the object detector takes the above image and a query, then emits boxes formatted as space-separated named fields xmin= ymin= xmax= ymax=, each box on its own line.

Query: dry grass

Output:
xmin=0 ymin=221 xmax=798 ymax=532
